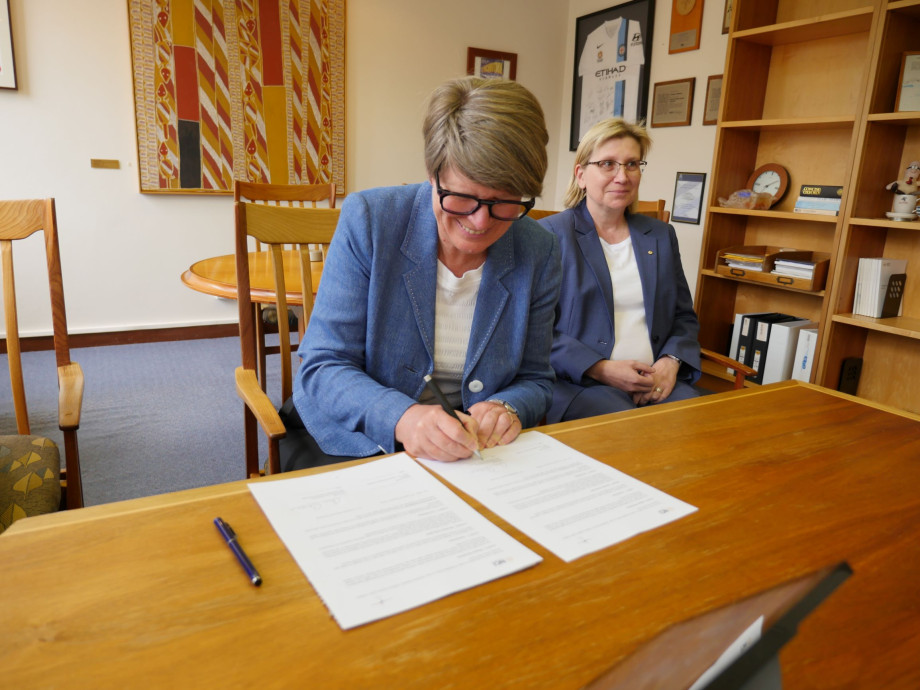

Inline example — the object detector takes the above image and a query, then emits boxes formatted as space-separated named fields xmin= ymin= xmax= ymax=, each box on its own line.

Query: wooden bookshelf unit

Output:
xmin=696 ymin=0 xmax=920 ymax=415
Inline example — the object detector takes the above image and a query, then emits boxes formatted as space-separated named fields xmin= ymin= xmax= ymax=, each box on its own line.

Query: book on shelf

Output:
xmin=794 ymin=184 xmax=843 ymax=216
xmin=853 ymin=258 xmax=908 ymax=318
xmin=760 ymin=319 xmax=817 ymax=385
xmin=772 ymin=258 xmax=816 ymax=279
xmin=791 ymin=328 xmax=819 ymax=383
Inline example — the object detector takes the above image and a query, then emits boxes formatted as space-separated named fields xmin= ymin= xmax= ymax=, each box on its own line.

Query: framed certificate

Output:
xmin=895 ymin=52 xmax=920 ymax=113
xmin=669 ymin=0 xmax=704 ymax=54
xmin=703 ymin=74 xmax=722 ymax=125
xmin=672 ymin=172 xmax=706 ymax=224
xmin=651 ymin=77 xmax=695 ymax=127
xmin=467 ymin=47 xmax=517 ymax=81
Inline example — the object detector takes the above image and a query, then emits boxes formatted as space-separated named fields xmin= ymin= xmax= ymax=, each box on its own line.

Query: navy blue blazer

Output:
xmin=539 ymin=202 xmax=700 ymax=423
xmin=294 ymin=182 xmax=562 ymax=457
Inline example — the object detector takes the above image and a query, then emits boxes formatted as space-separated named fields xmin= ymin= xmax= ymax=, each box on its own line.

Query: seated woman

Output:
xmin=539 ymin=118 xmax=701 ymax=424
xmin=280 ymin=76 xmax=562 ymax=471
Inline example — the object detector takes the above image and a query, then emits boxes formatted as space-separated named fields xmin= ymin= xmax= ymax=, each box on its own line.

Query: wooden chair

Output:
xmin=635 ymin=198 xmax=671 ymax=223
xmin=528 ymin=203 xmax=753 ymax=389
xmin=233 ymin=181 xmax=336 ymax=391
xmin=0 ymin=199 xmax=84 ymax=523
xmin=234 ymin=202 xmax=339 ymax=477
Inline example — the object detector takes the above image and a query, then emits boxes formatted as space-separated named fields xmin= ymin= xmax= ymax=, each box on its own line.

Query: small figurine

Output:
xmin=885 ymin=161 xmax=920 ymax=195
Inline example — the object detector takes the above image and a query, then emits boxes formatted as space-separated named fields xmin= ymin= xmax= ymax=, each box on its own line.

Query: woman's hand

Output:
xmin=395 ymin=404 xmax=480 ymax=462
xmin=586 ymin=359 xmax=656 ymax=393
xmin=631 ymin=357 xmax=680 ymax=406
xmin=469 ymin=400 xmax=522 ymax=449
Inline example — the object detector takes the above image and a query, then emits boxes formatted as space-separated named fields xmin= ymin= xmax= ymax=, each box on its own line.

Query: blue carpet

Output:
xmin=1 ymin=337 xmax=290 ymax=506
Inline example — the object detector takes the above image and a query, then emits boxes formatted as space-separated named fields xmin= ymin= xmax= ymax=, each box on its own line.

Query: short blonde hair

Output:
xmin=563 ymin=118 xmax=652 ymax=209
xmin=423 ymin=76 xmax=548 ymax=198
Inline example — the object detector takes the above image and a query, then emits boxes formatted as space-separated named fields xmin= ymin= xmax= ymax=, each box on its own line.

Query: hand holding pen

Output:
xmin=393 ymin=376 xmax=483 ymax=462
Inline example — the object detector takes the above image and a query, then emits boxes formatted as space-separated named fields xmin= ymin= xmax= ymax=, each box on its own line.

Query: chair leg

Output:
xmin=62 ymin=430 xmax=84 ymax=509
xmin=244 ymin=404 xmax=260 ymax=478
xmin=255 ymin=304 xmax=268 ymax=393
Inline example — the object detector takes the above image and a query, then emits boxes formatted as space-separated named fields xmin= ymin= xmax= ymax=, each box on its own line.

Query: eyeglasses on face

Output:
xmin=435 ymin=171 xmax=535 ymax=221
xmin=584 ymin=159 xmax=647 ymax=175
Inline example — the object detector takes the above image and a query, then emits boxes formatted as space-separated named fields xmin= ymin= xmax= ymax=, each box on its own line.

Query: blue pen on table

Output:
xmin=214 ymin=517 xmax=262 ymax=586
xmin=423 ymin=374 xmax=483 ymax=460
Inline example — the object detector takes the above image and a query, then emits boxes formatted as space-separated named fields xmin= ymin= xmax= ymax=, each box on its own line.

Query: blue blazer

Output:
xmin=539 ymin=202 xmax=700 ymax=423
xmin=294 ymin=182 xmax=562 ymax=457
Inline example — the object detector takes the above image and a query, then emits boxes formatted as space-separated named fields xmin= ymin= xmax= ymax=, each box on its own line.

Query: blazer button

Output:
xmin=468 ymin=380 xmax=484 ymax=393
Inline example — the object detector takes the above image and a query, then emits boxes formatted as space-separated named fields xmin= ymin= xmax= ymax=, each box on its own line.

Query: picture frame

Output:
xmin=0 ymin=0 xmax=17 ymax=90
xmin=467 ymin=47 xmax=517 ymax=81
xmin=672 ymin=172 xmax=706 ymax=224
xmin=703 ymin=74 xmax=723 ymax=125
xmin=669 ymin=0 xmax=705 ymax=54
xmin=570 ymin=0 xmax=656 ymax=151
xmin=894 ymin=51 xmax=920 ymax=113
xmin=722 ymin=0 xmax=733 ymax=34
xmin=127 ymin=0 xmax=345 ymax=194
xmin=651 ymin=77 xmax=695 ymax=127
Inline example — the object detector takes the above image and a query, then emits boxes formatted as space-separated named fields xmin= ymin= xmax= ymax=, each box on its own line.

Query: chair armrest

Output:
xmin=700 ymin=348 xmax=757 ymax=390
xmin=235 ymin=367 xmax=287 ymax=439
xmin=58 ymin=362 xmax=84 ymax=430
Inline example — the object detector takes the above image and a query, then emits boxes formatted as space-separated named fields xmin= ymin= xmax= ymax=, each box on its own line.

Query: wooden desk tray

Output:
xmin=715 ymin=245 xmax=830 ymax=291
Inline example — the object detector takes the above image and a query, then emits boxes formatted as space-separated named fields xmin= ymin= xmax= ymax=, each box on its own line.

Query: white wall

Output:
xmin=0 ymin=0 xmax=725 ymax=337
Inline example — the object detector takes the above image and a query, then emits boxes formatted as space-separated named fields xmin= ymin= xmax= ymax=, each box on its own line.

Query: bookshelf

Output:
xmin=820 ymin=0 xmax=920 ymax=414
xmin=696 ymin=0 xmax=920 ymax=415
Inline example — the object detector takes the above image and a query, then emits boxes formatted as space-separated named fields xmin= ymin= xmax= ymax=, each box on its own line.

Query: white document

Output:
xmin=418 ymin=431 xmax=697 ymax=563
xmin=249 ymin=454 xmax=541 ymax=630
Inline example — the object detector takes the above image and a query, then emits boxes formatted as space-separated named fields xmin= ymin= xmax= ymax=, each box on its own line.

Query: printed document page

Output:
xmin=248 ymin=454 xmax=541 ymax=629
xmin=419 ymin=431 xmax=697 ymax=562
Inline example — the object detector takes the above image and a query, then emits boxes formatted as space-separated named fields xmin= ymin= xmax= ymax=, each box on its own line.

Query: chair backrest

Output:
xmin=235 ymin=203 xmax=339 ymax=406
xmin=635 ymin=198 xmax=671 ymax=223
xmin=234 ymin=180 xmax=336 ymax=254
xmin=528 ymin=209 xmax=560 ymax=220
xmin=0 ymin=199 xmax=84 ymax=507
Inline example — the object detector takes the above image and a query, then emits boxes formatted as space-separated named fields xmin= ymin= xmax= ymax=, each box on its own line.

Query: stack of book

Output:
xmin=772 ymin=258 xmax=817 ymax=279
xmin=852 ymin=257 xmax=908 ymax=318
xmin=793 ymin=185 xmax=843 ymax=216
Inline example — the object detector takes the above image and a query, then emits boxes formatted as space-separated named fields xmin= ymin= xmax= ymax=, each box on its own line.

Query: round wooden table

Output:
xmin=181 ymin=250 xmax=323 ymax=306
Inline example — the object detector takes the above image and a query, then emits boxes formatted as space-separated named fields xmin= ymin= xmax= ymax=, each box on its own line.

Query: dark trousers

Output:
xmin=277 ymin=398 xmax=378 ymax=472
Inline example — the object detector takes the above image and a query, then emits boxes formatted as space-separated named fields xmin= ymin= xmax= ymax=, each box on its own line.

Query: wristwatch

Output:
xmin=489 ymin=399 xmax=519 ymax=417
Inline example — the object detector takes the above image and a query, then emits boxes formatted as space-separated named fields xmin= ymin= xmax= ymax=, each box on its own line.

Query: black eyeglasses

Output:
xmin=435 ymin=171 xmax=535 ymax=221
xmin=585 ymin=159 xmax=647 ymax=175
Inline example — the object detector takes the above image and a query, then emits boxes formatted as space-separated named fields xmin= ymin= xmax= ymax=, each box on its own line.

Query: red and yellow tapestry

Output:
xmin=128 ymin=0 xmax=345 ymax=194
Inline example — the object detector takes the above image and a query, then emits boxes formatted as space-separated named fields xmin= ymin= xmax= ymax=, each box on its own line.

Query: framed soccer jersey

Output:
xmin=571 ymin=0 xmax=656 ymax=151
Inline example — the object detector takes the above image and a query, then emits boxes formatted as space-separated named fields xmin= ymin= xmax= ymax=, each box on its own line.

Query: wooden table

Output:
xmin=4 ymin=382 xmax=920 ymax=688
xmin=180 ymin=250 xmax=323 ymax=306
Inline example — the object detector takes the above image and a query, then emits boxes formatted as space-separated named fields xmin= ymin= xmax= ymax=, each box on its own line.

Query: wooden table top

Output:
xmin=180 ymin=250 xmax=323 ymax=306
xmin=4 ymin=382 xmax=920 ymax=688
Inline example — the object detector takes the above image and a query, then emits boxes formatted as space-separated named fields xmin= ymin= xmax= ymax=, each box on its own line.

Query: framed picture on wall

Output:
xmin=651 ymin=77 xmax=695 ymax=127
xmin=570 ymin=0 xmax=656 ymax=151
xmin=467 ymin=47 xmax=517 ymax=81
xmin=0 ymin=0 xmax=17 ymax=90
xmin=703 ymin=74 xmax=722 ymax=125
xmin=672 ymin=172 xmax=706 ymax=224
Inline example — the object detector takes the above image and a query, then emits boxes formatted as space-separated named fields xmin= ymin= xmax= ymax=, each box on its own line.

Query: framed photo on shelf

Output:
xmin=703 ymin=74 xmax=722 ymax=125
xmin=651 ymin=77 xmax=695 ymax=127
xmin=894 ymin=52 xmax=920 ymax=113
xmin=669 ymin=0 xmax=704 ymax=54
xmin=467 ymin=47 xmax=517 ymax=81
xmin=0 ymin=0 xmax=17 ymax=90
xmin=570 ymin=0 xmax=656 ymax=151
xmin=672 ymin=172 xmax=706 ymax=224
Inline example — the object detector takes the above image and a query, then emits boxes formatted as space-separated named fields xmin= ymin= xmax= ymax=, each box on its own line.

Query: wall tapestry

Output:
xmin=128 ymin=0 xmax=345 ymax=194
